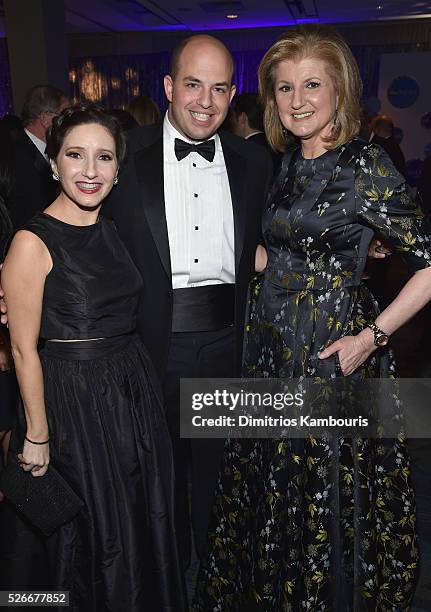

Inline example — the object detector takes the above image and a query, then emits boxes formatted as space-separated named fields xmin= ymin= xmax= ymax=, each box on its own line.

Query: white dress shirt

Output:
xmin=25 ymin=128 xmax=48 ymax=162
xmin=163 ymin=113 xmax=235 ymax=289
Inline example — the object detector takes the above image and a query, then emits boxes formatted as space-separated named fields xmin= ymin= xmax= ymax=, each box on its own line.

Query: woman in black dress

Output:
xmin=194 ymin=25 xmax=431 ymax=610
xmin=2 ymin=104 xmax=184 ymax=611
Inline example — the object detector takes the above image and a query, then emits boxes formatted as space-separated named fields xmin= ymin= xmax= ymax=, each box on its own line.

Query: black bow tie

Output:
xmin=174 ymin=138 xmax=215 ymax=162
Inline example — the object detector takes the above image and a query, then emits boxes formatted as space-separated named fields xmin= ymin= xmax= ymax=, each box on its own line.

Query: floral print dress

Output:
xmin=193 ymin=141 xmax=431 ymax=611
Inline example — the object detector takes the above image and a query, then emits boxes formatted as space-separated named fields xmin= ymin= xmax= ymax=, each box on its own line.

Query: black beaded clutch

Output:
xmin=0 ymin=455 xmax=83 ymax=536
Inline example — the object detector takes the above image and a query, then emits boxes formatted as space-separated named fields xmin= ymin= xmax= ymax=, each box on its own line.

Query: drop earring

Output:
xmin=52 ymin=173 xmax=59 ymax=181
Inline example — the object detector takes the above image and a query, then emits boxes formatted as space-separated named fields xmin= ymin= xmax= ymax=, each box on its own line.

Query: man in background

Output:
xmin=370 ymin=114 xmax=406 ymax=177
xmin=231 ymin=92 xmax=281 ymax=172
xmin=8 ymin=85 xmax=68 ymax=228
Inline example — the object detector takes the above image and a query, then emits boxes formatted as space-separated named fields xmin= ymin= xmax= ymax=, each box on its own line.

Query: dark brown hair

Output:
xmin=46 ymin=103 xmax=127 ymax=165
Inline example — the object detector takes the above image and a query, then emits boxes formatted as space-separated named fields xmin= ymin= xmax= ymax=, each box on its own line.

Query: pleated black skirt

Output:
xmin=10 ymin=334 xmax=184 ymax=611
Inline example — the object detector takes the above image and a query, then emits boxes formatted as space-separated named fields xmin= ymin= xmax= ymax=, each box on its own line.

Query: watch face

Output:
xmin=376 ymin=334 xmax=389 ymax=347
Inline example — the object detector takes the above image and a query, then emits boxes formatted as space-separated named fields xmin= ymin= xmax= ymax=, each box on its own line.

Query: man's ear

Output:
xmin=164 ymin=75 xmax=174 ymax=103
xmin=229 ymin=84 xmax=236 ymax=104
xmin=39 ymin=111 xmax=51 ymax=130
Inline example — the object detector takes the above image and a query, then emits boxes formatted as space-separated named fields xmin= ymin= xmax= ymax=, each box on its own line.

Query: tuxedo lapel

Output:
xmin=20 ymin=133 xmax=58 ymax=203
xmin=21 ymin=132 xmax=50 ymax=177
xmin=34 ymin=150 xmax=49 ymax=178
xmin=134 ymin=134 xmax=172 ymax=281
xmin=220 ymin=134 xmax=248 ymax=273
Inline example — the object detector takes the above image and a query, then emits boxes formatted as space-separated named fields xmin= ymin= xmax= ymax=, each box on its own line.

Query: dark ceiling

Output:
xmin=1 ymin=0 xmax=430 ymax=35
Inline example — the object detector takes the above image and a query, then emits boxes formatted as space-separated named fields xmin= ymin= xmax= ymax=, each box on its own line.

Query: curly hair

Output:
xmin=46 ymin=103 xmax=127 ymax=165
xmin=258 ymin=24 xmax=362 ymax=152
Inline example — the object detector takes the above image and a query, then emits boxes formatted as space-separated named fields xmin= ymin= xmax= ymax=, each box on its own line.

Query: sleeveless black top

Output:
xmin=21 ymin=212 xmax=143 ymax=340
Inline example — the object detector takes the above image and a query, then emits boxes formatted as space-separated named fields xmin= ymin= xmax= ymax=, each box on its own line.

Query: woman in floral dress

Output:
xmin=194 ymin=25 xmax=431 ymax=611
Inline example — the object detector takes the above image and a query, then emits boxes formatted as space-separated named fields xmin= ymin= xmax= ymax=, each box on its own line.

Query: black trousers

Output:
xmin=164 ymin=326 xmax=235 ymax=570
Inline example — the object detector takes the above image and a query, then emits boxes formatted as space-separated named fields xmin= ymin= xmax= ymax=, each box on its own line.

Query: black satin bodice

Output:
xmin=21 ymin=212 xmax=143 ymax=340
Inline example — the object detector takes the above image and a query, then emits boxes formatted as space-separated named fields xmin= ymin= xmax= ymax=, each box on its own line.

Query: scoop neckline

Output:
xmin=298 ymin=149 xmax=332 ymax=161
xmin=40 ymin=212 xmax=101 ymax=229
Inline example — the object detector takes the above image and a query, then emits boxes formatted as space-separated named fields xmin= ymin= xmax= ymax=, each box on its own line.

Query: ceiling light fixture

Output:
xmin=376 ymin=4 xmax=383 ymax=8
xmin=226 ymin=14 xmax=238 ymax=18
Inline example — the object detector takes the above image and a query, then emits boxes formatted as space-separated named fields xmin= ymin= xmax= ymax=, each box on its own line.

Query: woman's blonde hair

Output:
xmin=127 ymin=95 xmax=161 ymax=126
xmin=258 ymin=24 xmax=362 ymax=152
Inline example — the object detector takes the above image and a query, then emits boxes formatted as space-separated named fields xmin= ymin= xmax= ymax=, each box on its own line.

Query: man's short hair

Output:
xmin=21 ymin=85 xmax=66 ymax=127
xmin=232 ymin=93 xmax=264 ymax=132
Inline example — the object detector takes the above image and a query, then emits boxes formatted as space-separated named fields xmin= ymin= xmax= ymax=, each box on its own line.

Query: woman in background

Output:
xmin=195 ymin=24 xmax=431 ymax=611
xmin=127 ymin=95 xmax=161 ymax=126
xmin=2 ymin=104 xmax=184 ymax=611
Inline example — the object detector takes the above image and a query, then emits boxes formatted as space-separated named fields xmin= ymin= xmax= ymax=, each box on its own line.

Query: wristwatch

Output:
xmin=367 ymin=321 xmax=389 ymax=347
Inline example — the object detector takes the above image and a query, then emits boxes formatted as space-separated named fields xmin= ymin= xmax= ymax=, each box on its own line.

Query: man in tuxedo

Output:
xmin=369 ymin=114 xmax=406 ymax=178
xmin=232 ymin=92 xmax=282 ymax=173
xmin=8 ymin=85 xmax=68 ymax=228
xmin=104 ymin=35 xmax=273 ymax=570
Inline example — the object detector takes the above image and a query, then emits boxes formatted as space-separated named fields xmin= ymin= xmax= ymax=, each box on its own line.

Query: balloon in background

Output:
xmin=387 ymin=76 xmax=419 ymax=109
xmin=362 ymin=97 xmax=381 ymax=117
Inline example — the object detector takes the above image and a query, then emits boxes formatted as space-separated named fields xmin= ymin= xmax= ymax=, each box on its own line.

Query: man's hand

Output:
xmin=255 ymin=245 xmax=268 ymax=273
xmin=368 ymin=239 xmax=391 ymax=259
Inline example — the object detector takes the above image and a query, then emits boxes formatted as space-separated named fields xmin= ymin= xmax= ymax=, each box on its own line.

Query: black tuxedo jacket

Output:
xmin=248 ymin=132 xmax=269 ymax=148
xmin=8 ymin=131 xmax=58 ymax=228
xmin=248 ymin=132 xmax=282 ymax=175
xmin=104 ymin=123 xmax=272 ymax=379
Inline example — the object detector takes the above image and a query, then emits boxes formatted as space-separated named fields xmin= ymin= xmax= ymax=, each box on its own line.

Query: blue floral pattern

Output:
xmin=193 ymin=141 xmax=430 ymax=611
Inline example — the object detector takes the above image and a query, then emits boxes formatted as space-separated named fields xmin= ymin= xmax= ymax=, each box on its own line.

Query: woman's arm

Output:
xmin=1 ymin=230 xmax=52 ymax=476
xmin=320 ymin=266 xmax=431 ymax=375
xmin=375 ymin=266 xmax=431 ymax=335
xmin=320 ymin=143 xmax=431 ymax=375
